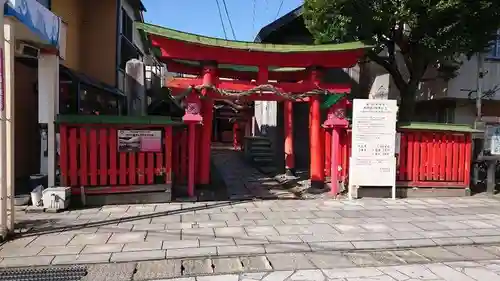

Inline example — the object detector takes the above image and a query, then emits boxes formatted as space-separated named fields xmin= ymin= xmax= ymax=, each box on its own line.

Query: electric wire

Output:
xmin=215 ymin=0 xmax=228 ymax=39
xmin=275 ymin=0 xmax=284 ymax=20
xmin=252 ymin=0 xmax=257 ymax=34
xmin=221 ymin=0 xmax=237 ymax=40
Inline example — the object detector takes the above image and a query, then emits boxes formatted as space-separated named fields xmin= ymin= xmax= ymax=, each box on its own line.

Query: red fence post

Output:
xmin=165 ymin=126 xmax=173 ymax=184
xmin=59 ymin=124 xmax=69 ymax=186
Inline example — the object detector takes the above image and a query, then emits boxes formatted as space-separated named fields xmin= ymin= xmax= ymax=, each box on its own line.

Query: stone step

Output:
xmin=251 ymin=151 xmax=274 ymax=157
xmin=253 ymin=157 xmax=273 ymax=163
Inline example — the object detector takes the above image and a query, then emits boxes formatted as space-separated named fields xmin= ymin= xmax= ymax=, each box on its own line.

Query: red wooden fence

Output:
xmin=326 ymin=127 xmax=474 ymax=188
xmin=57 ymin=115 xmax=183 ymax=195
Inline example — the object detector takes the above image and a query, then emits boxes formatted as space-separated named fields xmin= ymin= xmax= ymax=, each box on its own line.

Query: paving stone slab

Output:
xmin=345 ymin=252 xmax=387 ymax=267
xmin=390 ymin=250 xmax=430 ymax=263
xmin=369 ymin=251 xmax=405 ymax=266
xmin=167 ymin=247 xmax=217 ymax=258
xmin=266 ymin=253 xmax=315 ymax=270
xmin=413 ymin=247 xmax=464 ymax=261
xmin=133 ymin=259 xmax=182 ymax=280
xmin=212 ymin=257 xmax=244 ymax=273
xmin=83 ymin=263 xmax=137 ymax=281
xmin=182 ymin=258 xmax=213 ymax=275
xmin=0 ymin=255 xmax=54 ymax=267
xmin=445 ymin=245 xmax=500 ymax=260
xmin=51 ymin=253 xmax=111 ymax=265
xmin=239 ymin=256 xmax=273 ymax=271
xmin=110 ymin=250 xmax=165 ymax=262
xmin=38 ymin=245 xmax=84 ymax=256
xmin=305 ymin=252 xmax=356 ymax=268
xmin=82 ymin=243 xmax=124 ymax=254
xmin=0 ymin=246 xmax=43 ymax=257
xmin=218 ymin=245 xmax=265 ymax=256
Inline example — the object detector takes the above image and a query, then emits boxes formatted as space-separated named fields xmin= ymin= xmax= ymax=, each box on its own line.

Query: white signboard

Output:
xmin=487 ymin=125 xmax=500 ymax=155
xmin=349 ymin=99 xmax=398 ymax=199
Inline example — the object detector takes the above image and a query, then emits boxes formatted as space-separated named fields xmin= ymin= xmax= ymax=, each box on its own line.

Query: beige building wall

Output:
xmin=80 ymin=0 xmax=118 ymax=86
xmin=51 ymin=0 xmax=82 ymax=71
xmin=52 ymin=0 xmax=118 ymax=86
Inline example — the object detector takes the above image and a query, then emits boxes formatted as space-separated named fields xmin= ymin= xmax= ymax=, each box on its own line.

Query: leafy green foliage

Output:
xmin=303 ymin=0 xmax=500 ymax=120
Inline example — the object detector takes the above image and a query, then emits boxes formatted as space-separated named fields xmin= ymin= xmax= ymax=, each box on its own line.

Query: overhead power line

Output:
xmin=221 ymin=0 xmax=237 ymax=40
xmin=215 ymin=0 xmax=228 ymax=39
xmin=252 ymin=0 xmax=257 ymax=34
xmin=275 ymin=0 xmax=284 ymax=20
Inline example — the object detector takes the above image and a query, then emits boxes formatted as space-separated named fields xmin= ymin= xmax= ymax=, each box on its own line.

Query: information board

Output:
xmin=349 ymin=99 xmax=398 ymax=198
xmin=486 ymin=125 xmax=500 ymax=155
xmin=118 ymin=130 xmax=162 ymax=152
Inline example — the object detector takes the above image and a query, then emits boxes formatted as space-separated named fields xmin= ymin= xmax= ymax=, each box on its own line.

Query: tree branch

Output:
xmin=367 ymin=51 xmax=408 ymax=92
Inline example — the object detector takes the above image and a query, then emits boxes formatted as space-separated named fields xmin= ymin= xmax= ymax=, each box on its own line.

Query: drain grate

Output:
xmin=0 ymin=266 xmax=87 ymax=281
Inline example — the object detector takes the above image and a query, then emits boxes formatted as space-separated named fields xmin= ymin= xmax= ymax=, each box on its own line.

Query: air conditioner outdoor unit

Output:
xmin=15 ymin=42 xmax=40 ymax=59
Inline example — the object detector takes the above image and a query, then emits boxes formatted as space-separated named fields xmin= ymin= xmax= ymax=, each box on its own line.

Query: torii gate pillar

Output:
xmin=309 ymin=67 xmax=325 ymax=189
xmin=198 ymin=64 xmax=217 ymax=187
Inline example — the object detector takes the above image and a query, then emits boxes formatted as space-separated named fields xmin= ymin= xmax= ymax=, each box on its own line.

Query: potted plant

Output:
xmin=154 ymin=167 xmax=166 ymax=184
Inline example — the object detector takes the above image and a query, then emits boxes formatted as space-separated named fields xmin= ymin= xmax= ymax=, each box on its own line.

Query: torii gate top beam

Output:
xmin=136 ymin=23 xmax=368 ymax=70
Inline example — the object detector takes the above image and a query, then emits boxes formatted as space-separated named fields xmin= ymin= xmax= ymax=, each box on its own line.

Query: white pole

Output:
xmin=4 ymin=17 xmax=14 ymax=231
xmin=0 ymin=1 xmax=6 ymax=239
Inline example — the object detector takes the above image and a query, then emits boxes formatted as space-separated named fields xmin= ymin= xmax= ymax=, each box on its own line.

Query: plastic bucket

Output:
xmin=30 ymin=185 xmax=43 ymax=207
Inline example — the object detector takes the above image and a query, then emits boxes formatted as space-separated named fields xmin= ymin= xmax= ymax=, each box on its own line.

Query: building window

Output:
xmin=36 ymin=0 xmax=51 ymax=9
xmin=489 ymin=30 xmax=500 ymax=59
xmin=121 ymin=9 xmax=134 ymax=41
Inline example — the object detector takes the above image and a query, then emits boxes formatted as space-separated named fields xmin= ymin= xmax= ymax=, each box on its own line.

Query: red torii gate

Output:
xmin=137 ymin=23 xmax=367 ymax=196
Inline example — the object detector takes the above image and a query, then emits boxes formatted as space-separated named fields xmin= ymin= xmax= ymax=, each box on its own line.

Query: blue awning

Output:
xmin=4 ymin=0 xmax=61 ymax=48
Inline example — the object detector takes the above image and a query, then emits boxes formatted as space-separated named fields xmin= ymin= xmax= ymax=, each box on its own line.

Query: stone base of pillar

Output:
xmin=284 ymin=168 xmax=296 ymax=177
xmin=310 ymin=180 xmax=325 ymax=190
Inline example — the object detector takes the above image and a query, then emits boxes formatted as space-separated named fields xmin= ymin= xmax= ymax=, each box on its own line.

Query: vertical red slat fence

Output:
xmin=58 ymin=117 xmax=179 ymax=194
xmin=337 ymin=129 xmax=472 ymax=189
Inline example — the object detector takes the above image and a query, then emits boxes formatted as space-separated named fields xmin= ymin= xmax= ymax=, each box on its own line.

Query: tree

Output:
xmin=303 ymin=0 xmax=500 ymax=121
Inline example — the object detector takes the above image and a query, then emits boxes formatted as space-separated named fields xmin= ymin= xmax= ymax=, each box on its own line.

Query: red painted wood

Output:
xmin=324 ymin=129 xmax=332 ymax=177
xmin=172 ymin=131 xmax=179 ymax=183
xmin=167 ymin=77 xmax=351 ymax=97
xmin=439 ymin=135 xmax=446 ymax=181
xmin=138 ymin=152 xmax=146 ymax=185
xmin=146 ymin=153 xmax=155 ymax=184
xmin=155 ymin=151 xmax=163 ymax=183
xmin=128 ymin=152 xmax=136 ymax=185
xmin=119 ymin=152 xmax=127 ymax=185
xmin=165 ymin=126 xmax=173 ymax=184
xmin=446 ymin=135 xmax=453 ymax=181
xmin=464 ymin=134 xmax=472 ymax=186
xmin=164 ymin=59 xmax=308 ymax=81
xmin=457 ymin=135 xmax=465 ymax=182
xmin=426 ymin=134 xmax=434 ymax=181
xmin=99 ymin=129 xmax=108 ymax=185
xmin=412 ymin=133 xmax=420 ymax=181
xmin=151 ymin=35 xmax=364 ymax=68
xmin=68 ymin=128 xmax=78 ymax=186
xmin=108 ymin=128 xmax=117 ymax=185
xmin=180 ymin=129 xmax=188 ymax=183
xmin=405 ymin=133 xmax=413 ymax=182
xmin=399 ymin=134 xmax=407 ymax=181
xmin=79 ymin=128 xmax=88 ymax=186
xmin=451 ymin=135 xmax=459 ymax=181
xmin=59 ymin=125 xmax=69 ymax=186
xmin=89 ymin=129 xmax=98 ymax=186
xmin=419 ymin=133 xmax=427 ymax=181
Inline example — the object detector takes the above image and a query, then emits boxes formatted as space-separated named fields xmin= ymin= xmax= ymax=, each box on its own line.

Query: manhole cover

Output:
xmin=0 ymin=266 xmax=87 ymax=281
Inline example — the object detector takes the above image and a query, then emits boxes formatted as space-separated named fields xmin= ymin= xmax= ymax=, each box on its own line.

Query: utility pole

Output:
xmin=476 ymin=53 xmax=484 ymax=122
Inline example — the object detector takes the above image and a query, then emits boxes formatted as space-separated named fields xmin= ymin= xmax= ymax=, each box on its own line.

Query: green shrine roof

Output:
xmin=136 ymin=22 xmax=368 ymax=53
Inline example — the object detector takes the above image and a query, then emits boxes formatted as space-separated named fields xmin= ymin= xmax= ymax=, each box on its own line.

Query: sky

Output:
xmin=142 ymin=0 xmax=303 ymax=41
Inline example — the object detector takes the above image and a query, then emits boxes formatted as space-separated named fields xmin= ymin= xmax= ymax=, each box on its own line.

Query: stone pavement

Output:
xmin=4 ymin=196 xmax=500 ymax=268
xmin=152 ymin=259 xmax=500 ymax=280
xmin=212 ymin=149 xmax=298 ymax=199
xmin=6 ymin=245 xmax=500 ymax=280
